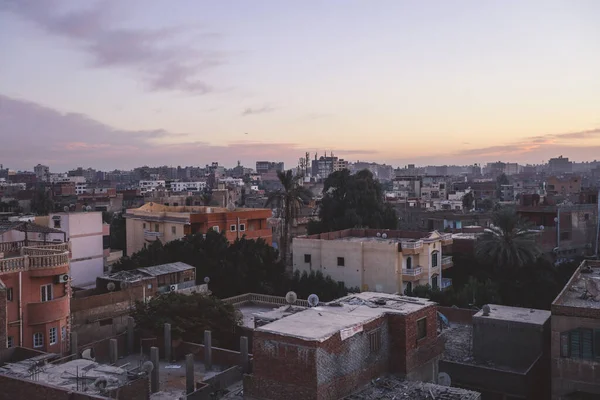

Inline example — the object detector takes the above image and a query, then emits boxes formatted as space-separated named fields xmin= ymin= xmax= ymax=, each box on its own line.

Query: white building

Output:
xmin=139 ymin=180 xmax=166 ymax=195
xmin=41 ymin=212 xmax=106 ymax=287
xmin=170 ymin=181 xmax=207 ymax=192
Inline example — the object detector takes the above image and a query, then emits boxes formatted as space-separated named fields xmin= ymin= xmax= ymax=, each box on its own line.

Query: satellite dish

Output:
xmin=382 ymin=233 xmax=388 ymax=239
xmin=585 ymin=279 xmax=600 ymax=301
xmin=307 ymin=294 xmax=319 ymax=307
xmin=539 ymin=225 xmax=544 ymax=230
xmin=86 ymin=205 xmax=93 ymax=211
xmin=141 ymin=361 xmax=154 ymax=374
xmin=120 ymin=281 xmax=129 ymax=290
xmin=63 ymin=206 xmax=69 ymax=212
xmin=204 ymin=277 xmax=210 ymax=284
xmin=438 ymin=372 xmax=451 ymax=387
xmin=285 ymin=291 xmax=298 ymax=304
xmin=376 ymin=232 xmax=382 ymax=237
xmin=81 ymin=348 xmax=95 ymax=361
xmin=482 ymin=304 xmax=491 ymax=316
xmin=107 ymin=282 xmax=116 ymax=292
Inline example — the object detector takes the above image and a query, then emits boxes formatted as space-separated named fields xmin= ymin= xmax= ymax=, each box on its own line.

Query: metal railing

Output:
xmin=401 ymin=266 xmax=423 ymax=276
xmin=223 ymin=292 xmax=309 ymax=307
xmin=442 ymin=256 xmax=453 ymax=265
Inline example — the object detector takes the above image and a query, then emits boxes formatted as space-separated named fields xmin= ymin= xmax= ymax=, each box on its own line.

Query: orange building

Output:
xmin=0 ymin=222 xmax=71 ymax=353
xmin=124 ymin=203 xmax=273 ymax=255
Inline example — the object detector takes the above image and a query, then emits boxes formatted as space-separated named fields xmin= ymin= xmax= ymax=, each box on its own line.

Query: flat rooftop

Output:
xmin=256 ymin=292 xmax=434 ymax=342
xmin=346 ymin=376 xmax=481 ymax=400
xmin=474 ymin=304 xmax=550 ymax=326
xmin=553 ymin=261 xmax=600 ymax=310
xmin=302 ymin=228 xmax=450 ymax=243
xmin=236 ymin=303 xmax=301 ymax=329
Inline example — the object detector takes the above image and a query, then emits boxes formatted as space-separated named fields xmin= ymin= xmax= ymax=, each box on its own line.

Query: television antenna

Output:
xmin=307 ymin=294 xmax=319 ymax=307
xmin=285 ymin=291 xmax=297 ymax=304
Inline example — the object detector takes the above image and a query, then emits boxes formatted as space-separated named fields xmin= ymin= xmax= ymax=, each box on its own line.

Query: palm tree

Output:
xmin=475 ymin=206 xmax=542 ymax=270
xmin=266 ymin=170 xmax=312 ymax=266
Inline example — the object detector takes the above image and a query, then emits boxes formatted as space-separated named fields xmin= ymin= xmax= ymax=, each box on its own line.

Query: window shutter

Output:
xmin=560 ymin=332 xmax=569 ymax=357
xmin=570 ymin=330 xmax=581 ymax=359
xmin=582 ymin=329 xmax=593 ymax=360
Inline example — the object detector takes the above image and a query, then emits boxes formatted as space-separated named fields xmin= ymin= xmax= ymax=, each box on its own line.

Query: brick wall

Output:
xmin=0 ymin=288 xmax=6 ymax=351
xmin=77 ymin=333 xmax=128 ymax=363
xmin=551 ymin=303 xmax=600 ymax=319
xmin=109 ymin=376 xmax=150 ymax=400
xmin=0 ymin=374 xmax=107 ymax=400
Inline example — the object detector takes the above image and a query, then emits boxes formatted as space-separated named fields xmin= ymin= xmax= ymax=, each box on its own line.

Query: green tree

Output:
xmin=310 ymin=169 xmax=397 ymax=234
xmin=475 ymin=206 xmax=542 ymax=270
xmin=131 ymin=292 xmax=240 ymax=347
xmin=30 ymin=187 xmax=55 ymax=215
xmin=462 ymin=191 xmax=474 ymax=211
xmin=265 ymin=170 xmax=312 ymax=265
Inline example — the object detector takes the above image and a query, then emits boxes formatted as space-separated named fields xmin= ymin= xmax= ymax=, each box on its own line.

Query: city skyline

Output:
xmin=1 ymin=0 xmax=600 ymax=170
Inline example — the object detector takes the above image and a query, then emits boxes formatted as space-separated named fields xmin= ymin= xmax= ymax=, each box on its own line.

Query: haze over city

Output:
xmin=1 ymin=0 xmax=599 ymax=171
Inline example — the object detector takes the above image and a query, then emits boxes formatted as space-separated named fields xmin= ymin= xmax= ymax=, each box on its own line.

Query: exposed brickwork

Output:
xmin=0 ymin=374 xmax=106 ymax=400
xmin=0 ymin=287 xmax=7 ymax=351
xmin=551 ymin=304 xmax=600 ymax=319
xmin=437 ymin=306 xmax=476 ymax=324
xmin=246 ymin=305 xmax=444 ymax=400
xmin=109 ymin=376 xmax=150 ymax=400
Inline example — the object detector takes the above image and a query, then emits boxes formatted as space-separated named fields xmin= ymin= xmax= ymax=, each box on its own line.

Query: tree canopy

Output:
xmin=113 ymin=230 xmax=352 ymax=301
xmin=131 ymin=292 xmax=240 ymax=346
xmin=308 ymin=169 xmax=397 ymax=234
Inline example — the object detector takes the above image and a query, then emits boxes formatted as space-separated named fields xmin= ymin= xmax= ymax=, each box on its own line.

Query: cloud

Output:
xmin=241 ymin=105 xmax=276 ymax=116
xmin=0 ymin=0 xmax=223 ymax=94
xmin=1 ymin=95 xmax=364 ymax=170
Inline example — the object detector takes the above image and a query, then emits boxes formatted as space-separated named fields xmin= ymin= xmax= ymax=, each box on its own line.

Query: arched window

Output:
xmin=406 ymin=257 xmax=412 ymax=269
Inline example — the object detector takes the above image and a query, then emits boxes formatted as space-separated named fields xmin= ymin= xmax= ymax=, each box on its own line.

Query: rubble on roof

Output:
xmin=344 ymin=376 xmax=481 ymax=400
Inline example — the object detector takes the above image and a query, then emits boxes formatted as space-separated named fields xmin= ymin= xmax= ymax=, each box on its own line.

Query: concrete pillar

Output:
xmin=164 ymin=323 xmax=172 ymax=362
xmin=150 ymin=346 xmax=160 ymax=393
xmin=70 ymin=332 xmax=78 ymax=358
xmin=240 ymin=336 xmax=249 ymax=373
xmin=185 ymin=353 xmax=194 ymax=395
xmin=204 ymin=330 xmax=212 ymax=371
xmin=127 ymin=317 xmax=134 ymax=355
xmin=109 ymin=338 xmax=118 ymax=364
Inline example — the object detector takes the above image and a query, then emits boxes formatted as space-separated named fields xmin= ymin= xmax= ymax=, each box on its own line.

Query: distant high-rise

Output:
xmin=33 ymin=164 xmax=50 ymax=182
xmin=548 ymin=155 xmax=572 ymax=174
xmin=256 ymin=161 xmax=284 ymax=174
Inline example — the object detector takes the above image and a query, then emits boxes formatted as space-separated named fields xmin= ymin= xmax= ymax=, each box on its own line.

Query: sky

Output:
xmin=1 ymin=0 xmax=599 ymax=172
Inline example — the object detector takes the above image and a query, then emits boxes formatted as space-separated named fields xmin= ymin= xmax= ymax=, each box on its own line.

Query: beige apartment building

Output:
xmin=292 ymin=228 xmax=453 ymax=294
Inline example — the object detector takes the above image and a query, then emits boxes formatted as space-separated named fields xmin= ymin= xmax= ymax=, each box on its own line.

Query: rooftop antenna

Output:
xmin=307 ymin=294 xmax=320 ymax=307
xmin=285 ymin=291 xmax=298 ymax=305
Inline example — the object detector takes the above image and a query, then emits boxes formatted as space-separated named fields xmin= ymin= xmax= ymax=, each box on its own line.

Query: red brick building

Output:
xmin=0 ymin=222 xmax=71 ymax=353
xmin=245 ymin=292 xmax=443 ymax=400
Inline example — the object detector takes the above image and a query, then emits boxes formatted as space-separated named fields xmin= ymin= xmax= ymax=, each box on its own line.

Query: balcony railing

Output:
xmin=222 ymin=292 xmax=310 ymax=307
xmin=0 ymin=242 xmax=70 ymax=274
xmin=401 ymin=240 xmax=423 ymax=249
xmin=144 ymin=230 xmax=163 ymax=239
xmin=442 ymin=256 xmax=453 ymax=269
xmin=0 ymin=257 xmax=26 ymax=273
xmin=441 ymin=278 xmax=452 ymax=290
xmin=402 ymin=266 xmax=423 ymax=276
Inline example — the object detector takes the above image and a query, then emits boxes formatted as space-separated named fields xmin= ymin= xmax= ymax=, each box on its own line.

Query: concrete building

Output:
xmin=550 ymin=260 xmax=600 ymax=399
xmin=38 ymin=212 xmax=106 ymax=287
xmin=293 ymin=229 xmax=453 ymax=294
xmin=33 ymin=164 xmax=50 ymax=183
xmin=124 ymin=203 xmax=272 ymax=256
xmin=0 ymin=222 xmax=70 ymax=353
xmin=139 ymin=180 xmax=165 ymax=195
xmin=545 ymin=176 xmax=582 ymax=198
xmin=169 ymin=180 xmax=207 ymax=193
xmin=441 ymin=304 xmax=551 ymax=399
xmin=549 ymin=156 xmax=573 ymax=174
xmin=245 ymin=292 xmax=445 ymax=400
xmin=311 ymin=155 xmax=347 ymax=178
xmin=256 ymin=161 xmax=284 ymax=174
xmin=420 ymin=176 xmax=448 ymax=201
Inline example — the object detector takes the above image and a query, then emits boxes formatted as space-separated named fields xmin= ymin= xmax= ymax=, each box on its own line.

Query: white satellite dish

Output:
xmin=285 ymin=291 xmax=298 ymax=304
xmin=539 ymin=225 xmax=544 ymax=230
xmin=376 ymin=232 xmax=382 ymax=237
xmin=81 ymin=348 xmax=95 ymax=361
xmin=307 ymin=294 xmax=319 ymax=307
xmin=63 ymin=206 xmax=69 ymax=212
xmin=107 ymin=282 xmax=116 ymax=292
xmin=585 ymin=279 xmax=600 ymax=301
xmin=141 ymin=361 xmax=154 ymax=374
xmin=438 ymin=372 xmax=451 ymax=387
xmin=204 ymin=276 xmax=210 ymax=284
xmin=382 ymin=233 xmax=388 ymax=239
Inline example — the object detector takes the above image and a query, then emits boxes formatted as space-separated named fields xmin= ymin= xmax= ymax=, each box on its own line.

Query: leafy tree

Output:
xmin=496 ymin=173 xmax=510 ymax=199
xmin=462 ymin=191 xmax=474 ymax=211
xmin=475 ymin=206 xmax=542 ymax=270
xmin=30 ymin=187 xmax=55 ymax=215
xmin=478 ymin=198 xmax=494 ymax=211
xmin=265 ymin=170 xmax=312 ymax=265
xmin=131 ymin=292 xmax=240 ymax=346
xmin=310 ymin=169 xmax=397 ymax=234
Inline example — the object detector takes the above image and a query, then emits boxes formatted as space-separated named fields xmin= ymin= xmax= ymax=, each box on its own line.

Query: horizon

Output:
xmin=1 ymin=1 xmax=599 ymax=171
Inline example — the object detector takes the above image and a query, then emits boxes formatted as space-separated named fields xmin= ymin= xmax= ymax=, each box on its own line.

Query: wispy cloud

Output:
xmin=0 ymin=0 xmax=223 ymax=94
xmin=242 ymin=105 xmax=276 ymax=116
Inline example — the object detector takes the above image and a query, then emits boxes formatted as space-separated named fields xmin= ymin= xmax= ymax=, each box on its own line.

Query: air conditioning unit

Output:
xmin=56 ymin=274 xmax=70 ymax=284
xmin=169 ymin=284 xmax=179 ymax=292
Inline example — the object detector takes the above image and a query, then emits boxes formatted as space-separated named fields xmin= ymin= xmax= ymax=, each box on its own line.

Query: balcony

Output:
xmin=442 ymin=256 xmax=454 ymax=270
xmin=27 ymin=295 xmax=69 ymax=325
xmin=144 ymin=230 xmax=163 ymax=241
xmin=440 ymin=233 xmax=453 ymax=246
xmin=441 ymin=278 xmax=452 ymax=290
xmin=400 ymin=240 xmax=424 ymax=255
xmin=402 ymin=266 xmax=423 ymax=282
xmin=0 ymin=243 xmax=69 ymax=276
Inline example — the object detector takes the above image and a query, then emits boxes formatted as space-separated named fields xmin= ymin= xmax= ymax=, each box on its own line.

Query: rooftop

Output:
xmin=345 ymin=376 xmax=481 ymax=400
xmin=256 ymin=292 xmax=434 ymax=342
xmin=137 ymin=262 xmax=195 ymax=277
xmin=128 ymin=202 xmax=269 ymax=214
xmin=553 ymin=260 xmax=600 ymax=310
xmin=0 ymin=221 xmax=65 ymax=235
xmin=302 ymin=228 xmax=451 ymax=243
xmin=474 ymin=304 xmax=550 ymax=326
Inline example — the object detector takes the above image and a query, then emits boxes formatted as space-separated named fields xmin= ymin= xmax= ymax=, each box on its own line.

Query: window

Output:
xmin=406 ymin=257 xmax=412 ymax=269
xmin=369 ymin=329 xmax=382 ymax=352
xmin=171 ymin=226 xmax=177 ymax=235
xmin=49 ymin=327 xmax=57 ymax=345
xmin=239 ymin=224 xmax=246 ymax=232
xmin=337 ymin=257 xmax=345 ymax=267
xmin=41 ymin=284 xmax=53 ymax=302
xmin=6 ymin=287 xmax=13 ymax=301
xmin=61 ymin=326 xmax=66 ymax=342
xmin=7 ymin=336 xmax=13 ymax=348
xmin=33 ymin=332 xmax=44 ymax=348
xmin=431 ymin=251 xmax=439 ymax=268
xmin=417 ymin=318 xmax=427 ymax=341
xmin=154 ymin=224 xmax=159 ymax=232
xmin=212 ymin=226 xmax=220 ymax=232
xmin=304 ymin=254 xmax=312 ymax=263
xmin=53 ymin=219 xmax=61 ymax=229
xmin=230 ymin=224 xmax=237 ymax=232
xmin=143 ymin=223 xmax=146 ymax=229
xmin=561 ymin=328 xmax=600 ymax=359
